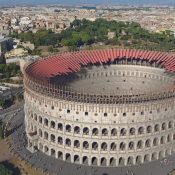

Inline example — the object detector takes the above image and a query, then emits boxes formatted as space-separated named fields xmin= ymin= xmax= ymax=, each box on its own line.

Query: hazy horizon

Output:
xmin=0 ymin=0 xmax=175 ymax=6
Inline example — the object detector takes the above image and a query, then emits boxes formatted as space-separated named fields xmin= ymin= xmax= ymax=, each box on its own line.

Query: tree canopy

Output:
xmin=12 ymin=18 xmax=175 ymax=52
xmin=0 ymin=163 xmax=13 ymax=175
xmin=0 ymin=63 xmax=20 ymax=79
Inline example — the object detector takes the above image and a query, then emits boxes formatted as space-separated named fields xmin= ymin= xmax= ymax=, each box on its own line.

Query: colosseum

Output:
xmin=24 ymin=49 xmax=175 ymax=167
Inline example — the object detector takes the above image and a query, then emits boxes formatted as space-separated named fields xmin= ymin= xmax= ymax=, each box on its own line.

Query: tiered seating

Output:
xmin=25 ymin=49 xmax=175 ymax=83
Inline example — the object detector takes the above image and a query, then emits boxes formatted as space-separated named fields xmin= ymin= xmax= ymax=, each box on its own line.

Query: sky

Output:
xmin=0 ymin=0 xmax=175 ymax=5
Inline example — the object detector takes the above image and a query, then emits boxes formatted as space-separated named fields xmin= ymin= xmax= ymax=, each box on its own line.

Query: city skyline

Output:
xmin=0 ymin=0 xmax=175 ymax=5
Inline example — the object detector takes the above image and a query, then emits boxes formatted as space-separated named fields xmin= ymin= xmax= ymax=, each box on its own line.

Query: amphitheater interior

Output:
xmin=24 ymin=49 xmax=175 ymax=167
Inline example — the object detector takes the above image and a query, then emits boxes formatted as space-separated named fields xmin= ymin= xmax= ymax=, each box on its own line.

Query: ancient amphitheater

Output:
xmin=24 ymin=49 xmax=175 ymax=167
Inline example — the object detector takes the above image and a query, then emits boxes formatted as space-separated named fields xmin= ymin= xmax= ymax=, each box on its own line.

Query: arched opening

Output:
xmin=83 ymin=156 xmax=88 ymax=165
xmin=136 ymin=155 xmax=142 ymax=165
xmin=58 ymin=137 xmax=63 ymax=145
xmin=129 ymin=128 xmax=135 ymax=136
xmin=145 ymin=139 xmax=151 ymax=148
xmin=44 ymin=146 xmax=49 ymax=153
xmin=147 ymin=126 xmax=152 ymax=133
xmin=83 ymin=127 xmax=89 ymax=135
xmin=169 ymin=149 xmax=172 ymax=155
xmin=66 ymin=153 xmax=71 ymax=162
xmin=160 ymin=136 xmax=165 ymax=144
xmin=127 ymin=156 xmax=134 ymax=165
xmin=58 ymin=123 xmax=63 ymax=131
xmin=167 ymin=135 xmax=171 ymax=142
xmin=39 ymin=116 xmax=42 ymax=124
xmin=111 ymin=128 xmax=117 ymax=136
xmin=92 ymin=142 xmax=98 ymax=150
xmin=162 ymin=123 xmax=166 ymax=131
xmin=44 ymin=131 xmax=48 ymax=140
xmin=152 ymin=152 xmax=157 ymax=161
xmin=34 ymin=113 xmax=37 ymax=121
xmin=128 ymin=141 xmax=134 ymax=150
xmin=92 ymin=128 xmax=99 ymax=136
xmin=65 ymin=138 xmax=71 ymax=147
xmin=153 ymin=138 xmax=159 ymax=146
xmin=92 ymin=157 xmax=98 ymax=166
xmin=74 ymin=155 xmax=80 ymax=163
xmin=154 ymin=124 xmax=159 ymax=132
xmin=101 ymin=157 xmax=107 ymax=166
xmin=34 ymin=126 xmax=37 ymax=133
xmin=83 ymin=141 xmax=89 ymax=149
xmin=120 ymin=142 xmax=126 ymax=151
xmin=50 ymin=134 xmax=55 ymax=143
xmin=51 ymin=148 xmax=55 ymax=157
xmin=50 ymin=121 xmax=55 ymax=129
xmin=137 ymin=140 xmax=143 ymax=149
xmin=173 ymin=133 xmax=175 ymax=140
xmin=44 ymin=118 xmax=48 ymax=126
xmin=165 ymin=149 xmax=171 ymax=156
xmin=120 ymin=128 xmax=127 ymax=136
xmin=168 ymin=121 xmax=173 ymax=129
xmin=66 ymin=125 xmax=71 ymax=132
xmin=165 ymin=150 xmax=169 ymax=156
xmin=119 ymin=157 xmax=125 ymax=166
xmin=39 ymin=143 xmax=43 ymax=150
xmin=74 ymin=126 xmax=80 ymax=134
xmin=101 ymin=142 xmax=108 ymax=151
xmin=58 ymin=151 xmax=63 ymax=159
xmin=30 ymin=113 xmax=33 ymax=119
xmin=110 ymin=142 xmax=117 ymax=151
xmin=74 ymin=140 xmax=80 ymax=148
xmin=38 ymin=129 xmax=42 ymax=137
xmin=138 ymin=127 xmax=144 ymax=135
xmin=159 ymin=151 xmax=164 ymax=159
xmin=102 ymin=128 xmax=108 ymax=136
xmin=144 ymin=154 xmax=150 ymax=163
xmin=110 ymin=157 xmax=116 ymax=166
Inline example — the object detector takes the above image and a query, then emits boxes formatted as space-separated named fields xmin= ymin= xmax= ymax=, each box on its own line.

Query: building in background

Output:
xmin=0 ymin=53 xmax=5 ymax=64
xmin=0 ymin=36 xmax=13 ymax=53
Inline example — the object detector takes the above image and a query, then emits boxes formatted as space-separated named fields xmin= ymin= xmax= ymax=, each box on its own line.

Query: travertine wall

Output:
xmin=24 ymin=90 xmax=175 ymax=166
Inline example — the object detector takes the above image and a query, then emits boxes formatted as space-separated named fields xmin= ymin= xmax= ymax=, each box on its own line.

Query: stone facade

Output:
xmin=24 ymin=64 xmax=175 ymax=167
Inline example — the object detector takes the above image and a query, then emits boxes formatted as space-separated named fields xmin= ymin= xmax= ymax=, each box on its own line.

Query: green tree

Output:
xmin=0 ymin=164 xmax=13 ymax=175
xmin=12 ymin=18 xmax=175 ymax=52
xmin=48 ymin=45 xmax=54 ymax=53
xmin=0 ymin=120 xmax=5 ymax=139
xmin=0 ymin=100 xmax=5 ymax=109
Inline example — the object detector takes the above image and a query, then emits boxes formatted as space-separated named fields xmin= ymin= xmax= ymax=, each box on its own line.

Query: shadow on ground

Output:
xmin=6 ymin=123 xmax=23 ymax=137
xmin=1 ymin=161 xmax=21 ymax=175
